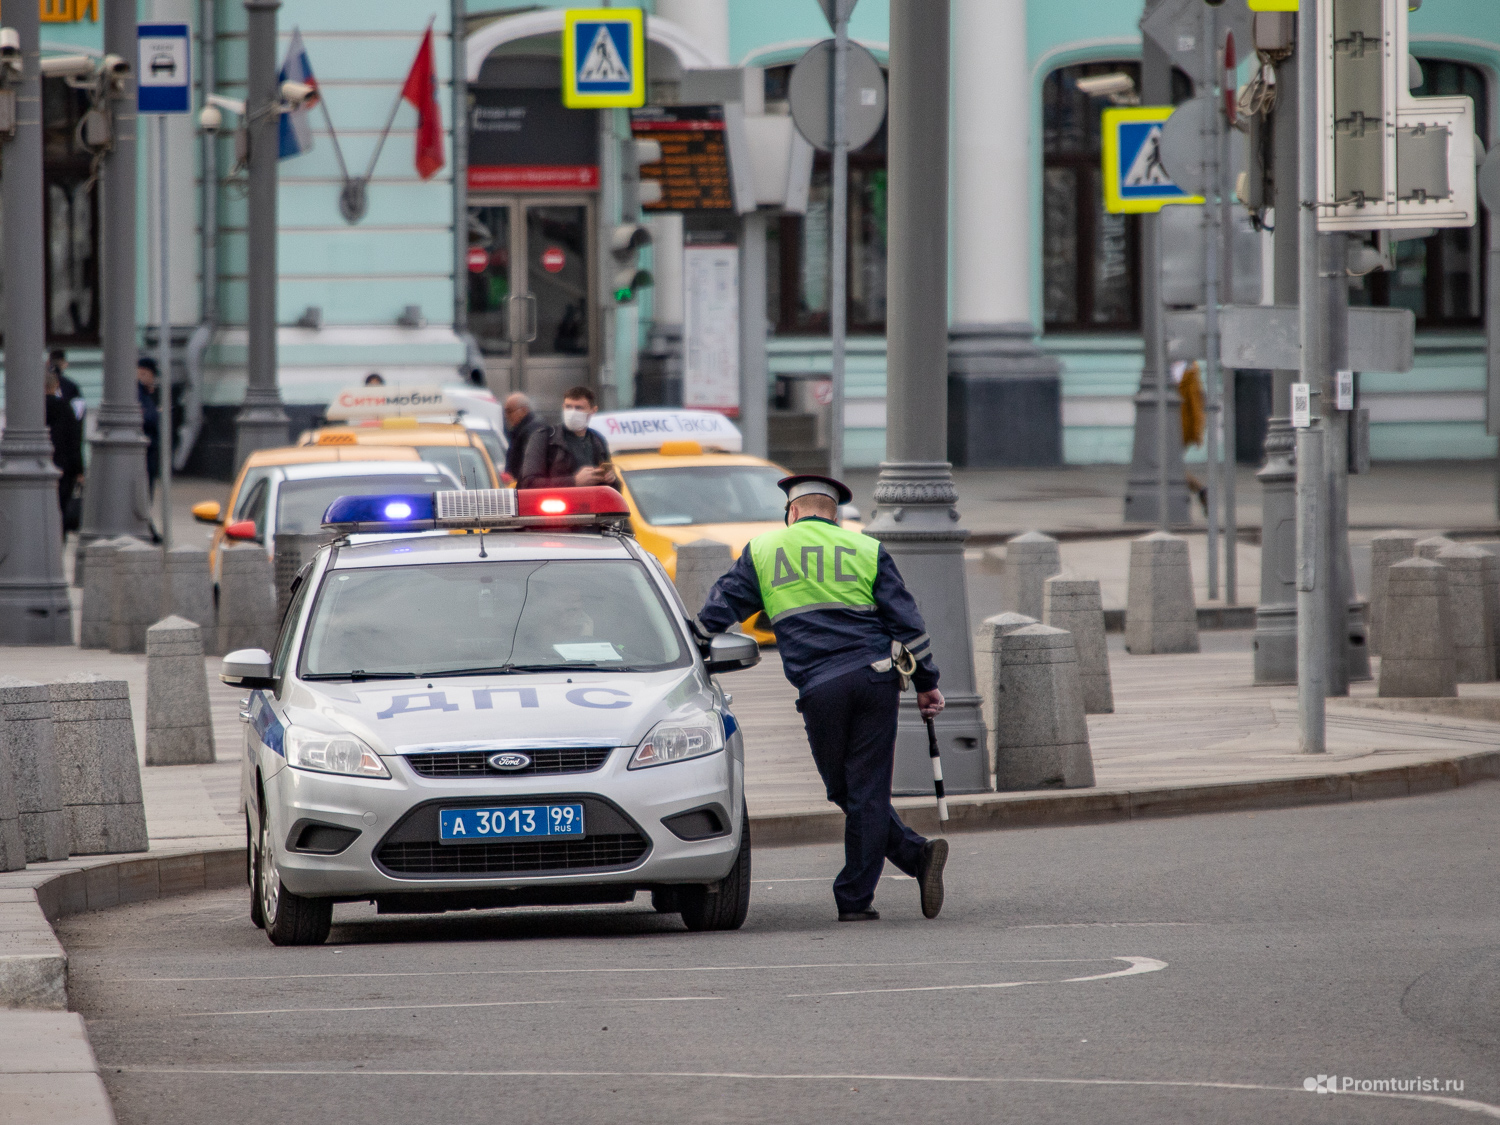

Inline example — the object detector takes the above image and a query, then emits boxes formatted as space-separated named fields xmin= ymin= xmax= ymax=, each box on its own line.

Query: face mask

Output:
xmin=562 ymin=407 xmax=589 ymax=435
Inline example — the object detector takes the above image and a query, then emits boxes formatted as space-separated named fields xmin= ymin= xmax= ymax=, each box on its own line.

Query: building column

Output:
xmin=946 ymin=0 xmax=1062 ymax=467
xmin=654 ymin=0 xmax=730 ymax=67
xmin=637 ymin=214 xmax=685 ymax=406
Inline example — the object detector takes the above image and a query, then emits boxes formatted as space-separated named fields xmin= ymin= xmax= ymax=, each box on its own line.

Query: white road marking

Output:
xmin=1017 ymin=922 xmax=1207 ymax=929
xmin=787 ymin=955 xmax=1168 ymax=998
xmin=132 ymin=995 xmax=721 ymax=1019
xmin=109 ymin=1068 xmax=1500 ymax=1118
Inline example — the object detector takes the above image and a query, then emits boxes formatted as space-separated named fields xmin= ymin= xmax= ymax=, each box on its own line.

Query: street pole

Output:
xmin=234 ymin=0 xmax=290 ymax=469
xmin=1323 ymin=232 xmax=1352 ymax=694
xmin=1220 ymin=35 xmax=1238 ymax=605
xmin=157 ymin=117 xmax=173 ymax=551
xmin=738 ymin=210 xmax=770 ymax=459
xmin=826 ymin=0 xmax=850 ymax=482
xmin=78 ymin=0 xmax=153 ymax=565
xmin=1202 ymin=3 xmax=1222 ymax=599
xmin=1296 ymin=422 xmax=1327 ymax=751
xmin=865 ymin=0 xmax=990 ymax=796
xmin=0 ymin=0 xmax=72 ymax=642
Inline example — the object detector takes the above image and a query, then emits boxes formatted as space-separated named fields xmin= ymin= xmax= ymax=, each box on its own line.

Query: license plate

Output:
xmin=439 ymin=804 xmax=585 ymax=842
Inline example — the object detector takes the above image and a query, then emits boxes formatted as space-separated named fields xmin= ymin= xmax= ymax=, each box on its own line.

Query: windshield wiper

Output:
xmin=417 ymin=662 xmax=638 ymax=677
xmin=303 ymin=670 xmax=418 ymax=682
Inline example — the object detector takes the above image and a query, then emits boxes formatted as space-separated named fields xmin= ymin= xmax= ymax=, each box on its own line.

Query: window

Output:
xmin=1042 ymin=62 xmax=1191 ymax=333
xmin=1348 ymin=59 xmax=1488 ymax=330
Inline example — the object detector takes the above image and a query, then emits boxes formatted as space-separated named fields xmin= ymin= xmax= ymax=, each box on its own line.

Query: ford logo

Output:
xmin=487 ymin=752 xmax=532 ymax=772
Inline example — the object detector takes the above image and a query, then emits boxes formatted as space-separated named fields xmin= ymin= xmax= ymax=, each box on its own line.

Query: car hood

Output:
xmin=283 ymin=666 xmax=712 ymax=757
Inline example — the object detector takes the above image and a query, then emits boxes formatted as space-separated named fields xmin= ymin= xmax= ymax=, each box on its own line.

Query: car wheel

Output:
xmin=680 ymin=809 xmax=751 ymax=932
xmin=260 ymin=812 xmax=332 ymax=946
xmin=248 ymin=811 xmax=265 ymax=929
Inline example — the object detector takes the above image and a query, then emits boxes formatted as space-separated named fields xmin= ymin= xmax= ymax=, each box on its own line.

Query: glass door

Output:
xmin=467 ymin=203 xmax=515 ymax=391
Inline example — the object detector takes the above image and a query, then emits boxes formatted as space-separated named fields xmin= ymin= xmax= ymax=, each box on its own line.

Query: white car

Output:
xmin=224 ymin=485 xmax=759 ymax=946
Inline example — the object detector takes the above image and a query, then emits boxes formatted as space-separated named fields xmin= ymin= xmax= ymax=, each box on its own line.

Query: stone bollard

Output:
xmin=1416 ymin=534 xmax=1456 ymax=561
xmin=0 ymin=731 xmax=25 ymax=872
xmin=1435 ymin=544 xmax=1495 ymax=683
xmin=166 ymin=546 xmax=216 ymax=640
xmin=992 ymin=624 xmax=1095 ymax=790
xmin=79 ymin=537 xmax=134 ymax=649
xmin=974 ymin=613 xmax=1039 ymax=753
xmin=1001 ymin=531 xmax=1061 ymax=619
xmin=273 ymin=532 xmax=334 ymax=621
xmin=1043 ymin=577 xmax=1114 ymax=714
xmin=1484 ymin=549 xmax=1500 ymax=680
xmin=1125 ymin=531 xmax=1199 ymax=654
xmin=673 ymin=540 xmax=734 ymax=621
xmin=145 ymin=617 xmax=217 ymax=766
xmin=1367 ymin=532 xmax=1417 ymax=655
xmin=1378 ymin=558 xmax=1457 ymax=698
xmin=217 ymin=544 xmax=278 ymax=655
xmin=46 ymin=675 xmax=149 ymax=855
xmin=109 ymin=540 xmax=165 ymax=654
xmin=0 ymin=677 xmax=70 ymax=862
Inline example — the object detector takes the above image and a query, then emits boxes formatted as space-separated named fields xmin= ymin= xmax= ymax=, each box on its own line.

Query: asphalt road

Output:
xmin=60 ymin=783 xmax=1500 ymax=1124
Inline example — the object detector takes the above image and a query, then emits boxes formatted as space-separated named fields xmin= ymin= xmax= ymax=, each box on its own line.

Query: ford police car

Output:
xmin=223 ymin=485 xmax=760 ymax=945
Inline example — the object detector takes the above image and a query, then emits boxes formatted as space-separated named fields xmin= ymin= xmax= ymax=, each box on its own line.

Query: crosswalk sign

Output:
xmin=1102 ymin=106 xmax=1204 ymax=214
xmin=563 ymin=9 xmax=645 ymax=109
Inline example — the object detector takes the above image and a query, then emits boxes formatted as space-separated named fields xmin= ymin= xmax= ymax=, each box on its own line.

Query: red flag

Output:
xmin=401 ymin=25 xmax=444 ymax=180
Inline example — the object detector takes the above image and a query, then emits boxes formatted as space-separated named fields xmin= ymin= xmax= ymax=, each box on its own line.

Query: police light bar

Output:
xmin=321 ymin=487 xmax=629 ymax=534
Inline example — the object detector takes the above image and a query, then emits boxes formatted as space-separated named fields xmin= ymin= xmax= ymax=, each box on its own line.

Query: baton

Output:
xmin=924 ymin=714 xmax=949 ymax=823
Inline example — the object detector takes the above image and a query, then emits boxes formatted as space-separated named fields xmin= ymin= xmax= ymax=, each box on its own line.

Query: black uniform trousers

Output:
xmin=797 ymin=664 xmax=927 ymax=913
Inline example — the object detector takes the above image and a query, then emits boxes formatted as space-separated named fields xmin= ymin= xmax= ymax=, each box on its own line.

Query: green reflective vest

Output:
xmin=748 ymin=518 xmax=880 ymax=625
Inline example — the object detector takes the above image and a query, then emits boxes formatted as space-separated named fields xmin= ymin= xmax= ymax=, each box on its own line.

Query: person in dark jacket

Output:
xmin=137 ymin=357 xmax=161 ymax=489
xmin=502 ymin=392 xmax=548 ymax=485
xmin=518 ymin=385 xmax=616 ymax=489
xmin=45 ymin=365 xmax=85 ymax=524
xmin=698 ymin=473 xmax=948 ymax=924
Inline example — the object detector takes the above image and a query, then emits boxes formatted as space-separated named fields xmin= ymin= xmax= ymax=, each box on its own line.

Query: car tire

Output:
xmin=248 ymin=811 xmax=265 ymax=930
xmin=680 ymin=809 xmax=751 ymax=932
xmin=259 ymin=812 xmax=332 ymax=946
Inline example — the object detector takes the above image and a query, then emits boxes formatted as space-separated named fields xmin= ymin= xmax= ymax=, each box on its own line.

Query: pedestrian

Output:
xmin=1174 ymin=360 xmax=1209 ymax=513
xmin=502 ymin=392 xmax=547 ymax=485
xmin=697 ymin=474 xmax=949 ymax=922
xmin=44 ymin=365 xmax=85 ymax=529
xmin=364 ymin=372 xmax=385 ymax=386
xmin=518 ymin=385 xmax=616 ymax=489
xmin=47 ymin=349 xmax=86 ymax=424
xmin=137 ymin=356 xmax=161 ymax=490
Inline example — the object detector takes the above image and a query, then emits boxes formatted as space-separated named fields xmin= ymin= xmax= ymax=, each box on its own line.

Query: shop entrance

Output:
xmin=467 ymin=196 xmax=596 ymax=411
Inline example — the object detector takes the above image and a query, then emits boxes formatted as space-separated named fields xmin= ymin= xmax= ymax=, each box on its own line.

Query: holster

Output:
xmin=871 ymin=641 xmax=917 ymax=692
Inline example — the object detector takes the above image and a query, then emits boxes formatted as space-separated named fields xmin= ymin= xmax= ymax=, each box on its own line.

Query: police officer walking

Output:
xmin=698 ymin=474 xmax=948 ymax=922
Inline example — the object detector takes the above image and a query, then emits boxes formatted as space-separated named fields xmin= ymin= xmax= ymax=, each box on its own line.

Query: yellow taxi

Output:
xmin=593 ymin=410 xmax=855 ymax=645
xmin=296 ymin=419 xmax=502 ymax=488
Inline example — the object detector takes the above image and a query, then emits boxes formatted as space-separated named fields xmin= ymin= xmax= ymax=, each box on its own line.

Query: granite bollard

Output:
xmin=0 ymin=730 xmax=26 ymax=871
xmin=974 ymin=612 xmax=1040 ymax=742
xmin=1001 ymin=531 xmax=1062 ymax=620
xmin=1416 ymin=534 xmax=1456 ymax=561
xmin=109 ymin=540 xmax=164 ymax=654
xmin=1125 ymin=531 xmax=1199 ymax=654
xmin=166 ymin=545 xmax=216 ymax=640
xmin=673 ymin=540 xmax=734 ymax=621
xmin=0 ymin=677 xmax=69 ymax=862
xmin=46 ymin=674 xmax=149 ymax=855
xmin=1367 ymin=531 xmax=1417 ymax=654
xmin=992 ymin=624 xmax=1095 ymax=790
xmin=145 ymin=617 xmax=217 ymax=766
xmin=1378 ymin=558 xmax=1457 ymax=698
xmin=79 ymin=536 xmax=134 ymax=649
xmin=1435 ymin=544 xmax=1495 ymax=683
xmin=1043 ymin=576 xmax=1114 ymax=713
xmin=217 ymin=544 xmax=278 ymax=655
xmin=1484 ymin=549 xmax=1500 ymax=679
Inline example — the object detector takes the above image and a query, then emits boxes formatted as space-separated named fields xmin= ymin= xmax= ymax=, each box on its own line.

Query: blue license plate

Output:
xmin=439 ymin=804 xmax=585 ymax=842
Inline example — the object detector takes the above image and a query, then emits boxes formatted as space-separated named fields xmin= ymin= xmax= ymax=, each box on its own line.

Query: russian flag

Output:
xmin=278 ymin=27 xmax=319 ymax=160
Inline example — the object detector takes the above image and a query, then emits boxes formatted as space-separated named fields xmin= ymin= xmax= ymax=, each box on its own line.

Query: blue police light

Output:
xmin=322 ymin=493 xmax=437 ymax=533
xmin=384 ymin=501 xmax=413 ymax=520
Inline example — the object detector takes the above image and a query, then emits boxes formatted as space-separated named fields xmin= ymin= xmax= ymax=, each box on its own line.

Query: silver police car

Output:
xmin=223 ymin=486 xmax=759 ymax=945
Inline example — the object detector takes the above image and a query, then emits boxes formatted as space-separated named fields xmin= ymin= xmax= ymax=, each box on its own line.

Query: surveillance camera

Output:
xmin=199 ymin=103 xmax=223 ymax=133
xmin=0 ymin=28 xmax=21 ymax=58
xmin=40 ymin=55 xmax=97 ymax=80
xmin=100 ymin=54 xmax=129 ymax=76
xmin=279 ymin=80 xmax=316 ymax=109
xmin=1075 ymin=73 xmax=1136 ymax=98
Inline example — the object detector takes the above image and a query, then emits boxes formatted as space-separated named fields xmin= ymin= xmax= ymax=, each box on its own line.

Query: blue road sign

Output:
xmin=138 ymin=23 xmax=191 ymax=115
xmin=562 ymin=9 xmax=645 ymax=109
xmin=1102 ymin=106 xmax=1201 ymax=214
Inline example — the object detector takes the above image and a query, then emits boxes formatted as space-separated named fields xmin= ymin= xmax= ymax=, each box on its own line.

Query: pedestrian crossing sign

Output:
xmin=562 ymin=9 xmax=645 ymax=109
xmin=1101 ymin=106 xmax=1204 ymax=214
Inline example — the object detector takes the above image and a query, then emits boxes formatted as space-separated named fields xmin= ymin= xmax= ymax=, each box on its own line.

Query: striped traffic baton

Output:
xmin=924 ymin=714 xmax=949 ymax=823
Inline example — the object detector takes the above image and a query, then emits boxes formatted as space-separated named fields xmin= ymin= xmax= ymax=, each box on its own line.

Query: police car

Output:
xmin=222 ymin=485 xmax=760 ymax=945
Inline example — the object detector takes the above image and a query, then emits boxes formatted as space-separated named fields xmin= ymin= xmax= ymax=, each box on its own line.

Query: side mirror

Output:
xmin=225 ymin=519 xmax=261 ymax=542
xmin=221 ymin=648 xmax=275 ymax=688
xmin=705 ymin=632 xmax=760 ymax=675
xmin=193 ymin=500 xmax=223 ymax=524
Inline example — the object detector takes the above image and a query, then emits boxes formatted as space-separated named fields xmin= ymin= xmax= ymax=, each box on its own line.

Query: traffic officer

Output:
xmin=698 ymin=474 xmax=948 ymax=922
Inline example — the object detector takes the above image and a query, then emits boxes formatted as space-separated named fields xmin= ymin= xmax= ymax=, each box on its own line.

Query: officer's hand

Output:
xmin=918 ymin=689 xmax=945 ymax=718
xmin=574 ymin=466 xmax=606 ymax=485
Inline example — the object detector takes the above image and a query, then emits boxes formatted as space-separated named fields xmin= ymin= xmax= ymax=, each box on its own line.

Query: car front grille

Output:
xmin=404 ymin=746 xmax=614 ymax=779
xmin=376 ymin=833 xmax=649 ymax=876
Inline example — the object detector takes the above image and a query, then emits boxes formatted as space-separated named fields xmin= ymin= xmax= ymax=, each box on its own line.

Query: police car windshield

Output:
xmin=624 ymin=465 xmax=786 ymax=526
xmin=298 ymin=559 xmax=689 ymax=678
xmin=276 ymin=473 xmax=454 ymax=535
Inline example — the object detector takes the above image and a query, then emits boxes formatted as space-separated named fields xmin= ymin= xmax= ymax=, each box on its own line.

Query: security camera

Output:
xmin=0 ymin=28 xmax=21 ymax=59
xmin=279 ymin=80 xmax=316 ymax=109
xmin=100 ymin=54 xmax=130 ymax=77
xmin=40 ymin=55 xmax=97 ymax=80
xmin=198 ymin=103 xmax=223 ymax=133
xmin=1075 ymin=73 xmax=1136 ymax=98
xmin=207 ymin=93 xmax=246 ymax=116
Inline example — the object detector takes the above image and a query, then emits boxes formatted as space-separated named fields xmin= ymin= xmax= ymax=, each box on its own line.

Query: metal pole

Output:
xmin=864 ymin=0 xmax=989 ymax=796
xmin=827 ymin=0 xmax=850 ymax=482
xmin=738 ymin=210 xmax=770 ymax=459
xmin=1202 ymin=4 xmax=1222 ymax=598
xmin=157 ymin=116 xmax=172 ymax=551
xmin=1296 ymin=423 xmax=1327 ymax=751
xmin=452 ymin=0 xmax=470 ymax=359
xmin=0 ymin=0 xmax=72 ymax=641
xmin=1155 ymin=223 xmax=1170 ymax=533
xmin=78 ymin=0 xmax=153 ymax=563
xmin=1221 ymin=48 xmax=1238 ymax=605
xmin=234 ymin=0 xmax=290 ymax=469
xmin=1324 ymin=231 xmax=1353 ymax=693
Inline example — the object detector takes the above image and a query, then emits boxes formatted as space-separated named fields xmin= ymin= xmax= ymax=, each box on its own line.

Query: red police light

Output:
xmin=539 ymin=497 xmax=568 ymax=515
xmin=515 ymin=486 xmax=630 ymax=526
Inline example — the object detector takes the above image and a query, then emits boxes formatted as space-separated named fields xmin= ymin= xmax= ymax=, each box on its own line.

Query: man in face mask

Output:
xmin=518 ymin=385 xmax=617 ymax=489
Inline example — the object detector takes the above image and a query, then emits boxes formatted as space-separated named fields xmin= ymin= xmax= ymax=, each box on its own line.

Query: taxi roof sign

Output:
xmin=562 ymin=9 xmax=645 ymax=109
xmin=325 ymin=384 xmax=485 ymax=422
xmin=1102 ymin=106 xmax=1205 ymax=214
xmin=591 ymin=409 xmax=743 ymax=454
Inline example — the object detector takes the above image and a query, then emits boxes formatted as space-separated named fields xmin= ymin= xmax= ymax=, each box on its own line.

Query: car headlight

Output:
xmin=628 ymin=711 xmax=725 ymax=769
xmin=284 ymin=725 xmax=389 ymax=778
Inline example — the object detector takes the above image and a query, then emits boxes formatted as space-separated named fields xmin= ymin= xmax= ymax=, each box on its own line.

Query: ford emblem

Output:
xmin=487 ymin=751 xmax=532 ymax=772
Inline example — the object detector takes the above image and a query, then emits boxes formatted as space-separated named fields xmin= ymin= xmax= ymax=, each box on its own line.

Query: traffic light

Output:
xmin=1317 ymin=0 xmax=1478 ymax=231
xmin=622 ymin=138 xmax=663 ymax=215
xmin=610 ymin=223 xmax=652 ymax=304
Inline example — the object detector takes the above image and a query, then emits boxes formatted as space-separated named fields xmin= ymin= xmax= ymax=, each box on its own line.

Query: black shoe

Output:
xmin=837 ymin=909 xmax=880 ymax=922
xmin=917 ymin=838 xmax=948 ymax=919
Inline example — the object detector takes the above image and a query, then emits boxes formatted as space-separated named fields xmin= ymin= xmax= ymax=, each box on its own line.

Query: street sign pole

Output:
xmin=157 ymin=116 xmax=172 ymax=550
xmin=1220 ymin=34 xmax=1238 ymax=605
xmin=1201 ymin=3 xmax=1222 ymax=599
xmin=827 ymin=0 xmax=851 ymax=482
